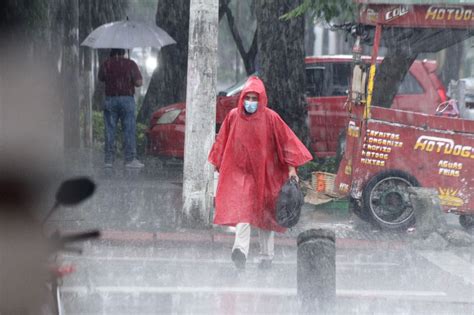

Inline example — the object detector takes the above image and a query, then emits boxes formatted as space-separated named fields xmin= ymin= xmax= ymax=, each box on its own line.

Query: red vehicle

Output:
xmin=146 ymin=56 xmax=446 ymax=159
xmin=335 ymin=1 xmax=474 ymax=230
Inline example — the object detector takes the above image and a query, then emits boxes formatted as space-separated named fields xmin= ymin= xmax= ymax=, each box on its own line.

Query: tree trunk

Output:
xmin=304 ymin=14 xmax=316 ymax=56
xmin=182 ymin=0 xmax=219 ymax=227
xmin=255 ymin=0 xmax=310 ymax=147
xmin=372 ymin=49 xmax=417 ymax=108
xmin=138 ymin=0 xmax=191 ymax=123
xmin=372 ymin=28 xmax=472 ymax=108
xmin=223 ymin=0 xmax=258 ymax=75
xmin=80 ymin=0 xmax=93 ymax=147
xmin=61 ymin=0 xmax=81 ymax=148
xmin=439 ymin=42 xmax=464 ymax=87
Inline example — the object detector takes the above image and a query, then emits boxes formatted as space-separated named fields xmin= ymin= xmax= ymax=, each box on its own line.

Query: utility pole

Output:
xmin=182 ymin=0 xmax=219 ymax=227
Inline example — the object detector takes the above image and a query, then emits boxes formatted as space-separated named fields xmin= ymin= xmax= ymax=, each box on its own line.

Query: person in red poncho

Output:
xmin=208 ymin=76 xmax=313 ymax=270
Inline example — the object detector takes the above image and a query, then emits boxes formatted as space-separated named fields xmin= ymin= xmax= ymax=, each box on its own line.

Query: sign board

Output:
xmin=358 ymin=3 xmax=474 ymax=28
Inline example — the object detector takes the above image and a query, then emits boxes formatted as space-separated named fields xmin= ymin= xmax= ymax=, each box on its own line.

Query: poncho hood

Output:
xmin=237 ymin=76 xmax=268 ymax=117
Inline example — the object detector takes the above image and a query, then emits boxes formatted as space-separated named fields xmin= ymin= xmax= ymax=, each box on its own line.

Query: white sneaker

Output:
xmin=125 ymin=159 xmax=144 ymax=168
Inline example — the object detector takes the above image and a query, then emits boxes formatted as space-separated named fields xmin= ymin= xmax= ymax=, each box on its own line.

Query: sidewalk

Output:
xmin=55 ymin=150 xmax=465 ymax=250
xmin=68 ymin=200 xmax=408 ymax=251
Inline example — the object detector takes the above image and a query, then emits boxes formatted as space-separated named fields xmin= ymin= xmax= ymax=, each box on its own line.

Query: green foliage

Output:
xmin=281 ymin=0 xmax=356 ymax=23
xmin=298 ymin=161 xmax=318 ymax=181
xmin=92 ymin=110 xmax=148 ymax=157
xmin=317 ymin=157 xmax=338 ymax=173
xmin=135 ymin=122 xmax=148 ymax=156
xmin=92 ymin=110 xmax=105 ymax=146
xmin=298 ymin=157 xmax=338 ymax=181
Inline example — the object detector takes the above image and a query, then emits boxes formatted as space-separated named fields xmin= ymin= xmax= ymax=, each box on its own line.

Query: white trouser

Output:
xmin=232 ymin=223 xmax=274 ymax=260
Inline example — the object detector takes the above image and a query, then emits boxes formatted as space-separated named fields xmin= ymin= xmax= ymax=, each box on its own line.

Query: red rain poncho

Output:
xmin=208 ymin=76 xmax=313 ymax=232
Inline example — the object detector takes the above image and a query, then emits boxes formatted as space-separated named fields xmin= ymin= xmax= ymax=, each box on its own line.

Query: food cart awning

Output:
xmin=354 ymin=1 xmax=474 ymax=52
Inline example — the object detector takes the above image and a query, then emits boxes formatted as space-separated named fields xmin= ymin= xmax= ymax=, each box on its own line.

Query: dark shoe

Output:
xmin=231 ymin=249 xmax=246 ymax=270
xmin=258 ymin=259 xmax=272 ymax=270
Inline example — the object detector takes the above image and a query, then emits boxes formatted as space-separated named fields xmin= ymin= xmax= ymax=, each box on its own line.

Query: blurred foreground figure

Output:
xmin=208 ymin=76 xmax=312 ymax=270
xmin=98 ymin=48 xmax=144 ymax=169
xmin=0 ymin=168 xmax=50 ymax=314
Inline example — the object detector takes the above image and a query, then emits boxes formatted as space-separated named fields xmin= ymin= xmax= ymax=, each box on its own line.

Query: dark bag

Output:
xmin=276 ymin=176 xmax=304 ymax=228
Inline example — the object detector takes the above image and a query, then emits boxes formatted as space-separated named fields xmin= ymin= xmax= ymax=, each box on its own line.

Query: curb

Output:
xmin=96 ymin=229 xmax=406 ymax=250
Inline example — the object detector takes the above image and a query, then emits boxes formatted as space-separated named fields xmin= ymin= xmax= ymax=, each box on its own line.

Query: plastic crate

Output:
xmin=312 ymin=171 xmax=338 ymax=197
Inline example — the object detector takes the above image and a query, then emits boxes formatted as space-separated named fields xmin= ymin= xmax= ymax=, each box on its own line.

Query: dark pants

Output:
xmin=103 ymin=96 xmax=136 ymax=163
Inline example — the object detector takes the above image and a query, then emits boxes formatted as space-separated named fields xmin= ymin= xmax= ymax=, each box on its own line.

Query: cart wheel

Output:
xmin=349 ymin=196 xmax=372 ymax=222
xmin=363 ymin=170 xmax=419 ymax=230
xmin=459 ymin=215 xmax=474 ymax=229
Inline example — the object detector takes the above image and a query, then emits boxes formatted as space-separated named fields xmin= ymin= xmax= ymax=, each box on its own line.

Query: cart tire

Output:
xmin=459 ymin=215 xmax=474 ymax=229
xmin=363 ymin=170 xmax=419 ymax=230
xmin=349 ymin=197 xmax=372 ymax=222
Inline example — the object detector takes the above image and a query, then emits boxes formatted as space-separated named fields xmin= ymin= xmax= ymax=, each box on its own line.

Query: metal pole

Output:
xmin=458 ymin=79 xmax=466 ymax=117
xmin=365 ymin=23 xmax=382 ymax=119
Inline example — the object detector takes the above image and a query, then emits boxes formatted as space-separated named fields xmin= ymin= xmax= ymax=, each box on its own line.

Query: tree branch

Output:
xmin=246 ymin=30 xmax=258 ymax=74
xmin=218 ymin=0 xmax=230 ymax=21
xmin=225 ymin=6 xmax=247 ymax=67
xmin=224 ymin=5 xmax=257 ymax=75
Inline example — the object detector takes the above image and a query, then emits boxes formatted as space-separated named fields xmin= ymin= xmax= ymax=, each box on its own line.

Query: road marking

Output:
xmin=61 ymin=286 xmax=296 ymax=295
xmin=417 ymin=250 xmax=474 ymax=286
xmin=337 ymin=289 xmax=446 ymax=298
xmin=63 ymin=254 xmax=398 ymax=267
xmin=60 ymin=286 xmax=446 ymax=298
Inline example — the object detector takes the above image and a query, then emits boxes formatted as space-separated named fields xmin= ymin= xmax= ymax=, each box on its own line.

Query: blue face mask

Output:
xmin=244 ymin=100 xmax=258 ymax=114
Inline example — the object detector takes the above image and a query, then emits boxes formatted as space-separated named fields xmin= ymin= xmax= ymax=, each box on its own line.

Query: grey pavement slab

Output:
xmin=55 ymin=240 xmax=474 ymax=314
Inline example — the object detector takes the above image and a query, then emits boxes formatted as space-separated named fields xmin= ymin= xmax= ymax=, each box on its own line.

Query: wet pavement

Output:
xmin=56 ymin=238 xmax=473 ymax=314
xmin=45 ymin=150 xmax=474 ymax=314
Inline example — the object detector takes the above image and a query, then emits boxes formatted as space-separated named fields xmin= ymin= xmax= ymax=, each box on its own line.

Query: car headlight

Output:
xmin=156 ymin=109 xmax=181 ymax=124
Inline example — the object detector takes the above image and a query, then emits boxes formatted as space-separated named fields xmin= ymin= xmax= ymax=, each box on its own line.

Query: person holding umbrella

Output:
xmin=208 ymin=76 xmax=312 ymax=270
xmin=82 ymin=19 xmax=177 ymax=168
xmin=98 ymin=48 xmax=144 ymax=168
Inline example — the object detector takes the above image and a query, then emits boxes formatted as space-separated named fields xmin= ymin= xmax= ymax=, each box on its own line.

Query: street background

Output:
xmin=1 ymin=2 xmax=474 ymax=313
